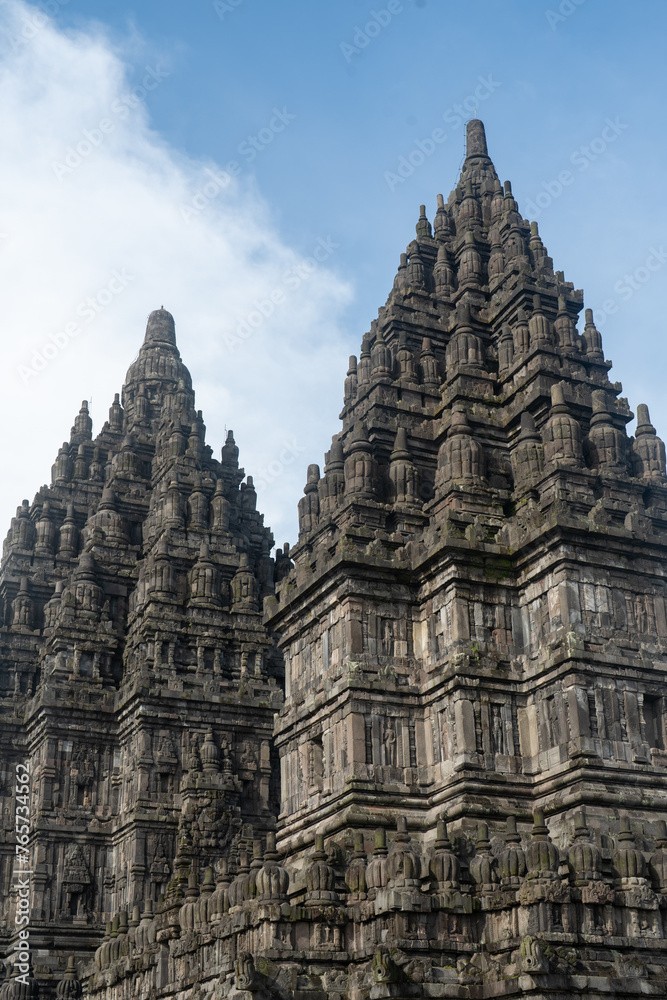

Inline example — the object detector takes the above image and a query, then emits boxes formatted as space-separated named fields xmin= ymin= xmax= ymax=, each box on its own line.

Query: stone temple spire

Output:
xmin=0 ymin=307 xmax=282 ymax=988
xmin=265 ymin=116 xmax=667 ymax=997
xmin=4 ymin=121 xmax=667 ymax=1000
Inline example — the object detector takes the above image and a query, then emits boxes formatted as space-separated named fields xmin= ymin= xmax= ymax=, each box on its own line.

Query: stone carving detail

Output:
xmin=519 ymin=935 xmax=549 ymax=974
xmin=2 ymin=120 xmax=667 ymax=1000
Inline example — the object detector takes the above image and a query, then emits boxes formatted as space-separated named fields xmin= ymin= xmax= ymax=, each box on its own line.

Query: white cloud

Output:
xmin=0 ymin=0 xmax=353 ymax=549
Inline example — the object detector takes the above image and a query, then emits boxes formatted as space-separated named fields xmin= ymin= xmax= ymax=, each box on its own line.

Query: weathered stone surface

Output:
xmin=3 ymin=119 xmax=667 ymax=998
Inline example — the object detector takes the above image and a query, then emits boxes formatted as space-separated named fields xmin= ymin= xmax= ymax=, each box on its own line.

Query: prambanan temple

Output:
xmin=2 ymin=119 xmax=667 ymax=999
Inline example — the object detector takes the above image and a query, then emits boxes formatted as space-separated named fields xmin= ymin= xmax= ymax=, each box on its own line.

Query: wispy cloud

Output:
xmin=0 ymin=0 xmax=353 ymax=548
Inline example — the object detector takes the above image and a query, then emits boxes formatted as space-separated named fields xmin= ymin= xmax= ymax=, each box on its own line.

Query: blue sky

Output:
xmin=1 ymin=0 xmax=666 ymax=547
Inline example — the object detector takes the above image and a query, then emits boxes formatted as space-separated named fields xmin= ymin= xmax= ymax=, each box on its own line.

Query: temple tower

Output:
xmin=268 ymin=117 xmax=667 ymax=903
xmin=0 ymin=309 xmax=282 ymax=985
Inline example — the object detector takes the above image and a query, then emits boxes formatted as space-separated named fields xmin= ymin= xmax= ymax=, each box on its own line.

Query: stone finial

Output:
xmin=358 ymin=333 xmax=372 ymax=384
xmin=420 ymin=336 xmax=440 ymax=387
xmin=108 ymin=392 xmax=123 ymax=431
xmin=255 ymin=832 xmax=289 ymax=902
xmin=231 ymin=552 xmax=259 ymax=611
xmin=446 ymin=301 xmax=484 ymax=370
xmin=525 ymin=809 xmax=559 ymax=881
xmin=72 ymin=399 xmax=93 ymax=443
xmin=415 ymin=204 xmax=432 ymax=239
xmin=554 ymin=295 xmax=577 ymax=350
xmin=344 ymin=422 xmax=376 ymax=498
xmin=200 ymin=729 xmax=220 ymax=772
xmin=406 ymin=245 xmax=426 ymax=291
xmin=221 ymin=429 xmax=239 ymax=467
xmin=144 ymin=307 xmax=176 ymax=347
xmin=498 ymin=322 xmax=514 ymax=375
xmin=388 ymin=427 xmax=420 ymax=506
xmin=587 ymin=390 xmax=627 ymax=471
xmin=436 ymin=408 xmax=486 ymax=491
xmin=298 ymin=465 xmax=321 ymax=536
xmin=511 ymin=410 xmax=545 ymax=488
xmin=512 ymin=307 xmax=530 ymax=356
xmin=458 ymin=229 xmax=483 ymax=286
xmin=528 ymin=293 xmax=553 ymax=349
xmin=503 ymin=179 xmax=518 ymax=213
xmin=393 ymin=252 xmax=408 ymax=293
xmin=491 ymin=177 xmax=504 ymax=219
xmin=469 ymin=821 xmax=498 ymax=890
xmin=11 ymin=576 xmax=34 ymax=630
xmin=632 ymin=403 xmax=666 ymax=480
xmin=433 ymin=192 xmax=452 ymax=240
xmin=365 ymin=828 xmax=389 ymax=894
xmin=395 ymin=330 xmax=417 ymax=383
xmin=431 ymin=817 xmax=460 ymax=890
xmin=56 ymin=954 xmax=82 ymax=998
xmin=344 ymin=355 xmax=358 ymax=404
xmin=466 ymin=118 xmax=489 ymax=158
xmin=543 ymin=382 xmax=584 ymax=468
xmin=319 ymin=437 xmax=346 ymax=516
xmin=211 ymin=478 xmax=230 ymax=533
xmin=434 ymin=243 xmax=456 ymax=295
xmin=305 ymin=832 xmax=338 ymax=903
xmin=568 ymin=811 xmax=602 ymax=885
xmin=370 ymin=330 xmax=392 ymax=380
xmin=498 ymin=815 xmax=527 ymax=887
xmin=613 ymin=815 xmax=647 ymax=885
xmin=583 ymin=308 xmax=604 ymax=361
xmin=346 ymin=832 xmax=368 ymax=899
xmin=459 ymin=180 xmax=482 ymax=226
xmin=488 ymin=226 xmax=505 ymax=283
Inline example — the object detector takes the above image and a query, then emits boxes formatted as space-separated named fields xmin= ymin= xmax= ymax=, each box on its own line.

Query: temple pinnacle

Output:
xmin=465 ymin=118 xmax=489 ymax=158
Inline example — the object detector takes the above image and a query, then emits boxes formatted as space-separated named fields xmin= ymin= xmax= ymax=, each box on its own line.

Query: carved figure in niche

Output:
xmin=547 ymin=696 xmax=562 ymax=747
xmin=635 ymin=595 xmax=648 ymax=634
xmin=138 ymin=730 xmax=152 ymax=763
xmin=240 ymin=742 xmax=257 ymax=771
xmin=63 ymin=844 xmax=90 ymax=891
xmin=492 ymin=705 xmax=506 ymax=755
xmin=187 ymin=734 xmax=201 ymax=773
xmin=381 ymin=619 xmax=394 ymax=656
xmin=383 ymin=719 xmax=397 ymax=766
xmin=72 ymin=745 xmax=95 ymax=787
xmin=150 ymin=837 xmax=171 ymax=884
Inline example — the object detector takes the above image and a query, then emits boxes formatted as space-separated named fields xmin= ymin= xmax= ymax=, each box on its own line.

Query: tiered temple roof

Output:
xmin=2 ymin=119 xmax=667 ymax=999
